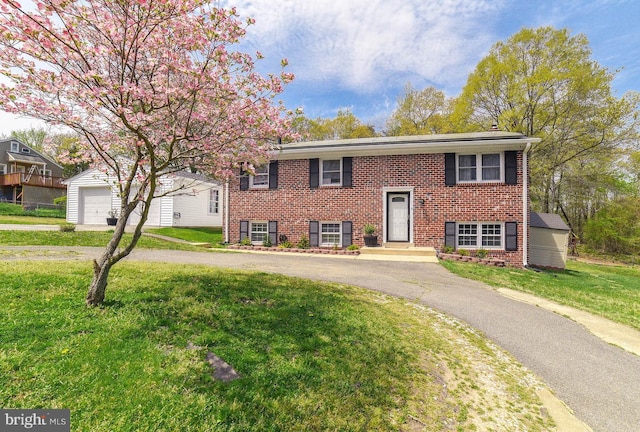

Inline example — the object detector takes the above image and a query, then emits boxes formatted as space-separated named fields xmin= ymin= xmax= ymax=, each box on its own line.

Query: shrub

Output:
xmin=262 ymin=236 xmax=272 ymax=247
xmin=476 ymin=249 xmax=487 ymax=259
xmin=363 ymin=224 xmax=376 ymax=235
xmin=59 ymin=223 xmax=76 ymax=232
xmin=53 ymin=195 xmax=67 ymax=207
xmin=458 ymin=249 xmax=470 ymax=256
xmin=346 ymin=244 xmax=360 ymax=251
xmin=278 ymin=240 xmax=293 ymax=248
xmin=297 ymin=235 xmax=310 ymax=249
xmin=442 ymin=245 xmax=454 ymax=254
xmin=240 ymin=236 xmax=252 ymax=246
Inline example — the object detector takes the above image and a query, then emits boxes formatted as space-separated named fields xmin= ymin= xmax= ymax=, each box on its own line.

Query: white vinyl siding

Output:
xmin=320 ymin=222 xmax=341 ymax=246
xmin=66 ymin=169 xmax=221 ymax=227
xmin=457 ymin=153 xmax=503 ymax=183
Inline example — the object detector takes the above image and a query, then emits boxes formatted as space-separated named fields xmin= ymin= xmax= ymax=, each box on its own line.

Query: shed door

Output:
xmin=80 ymin=187 xmax=111 ymax=225
xmin=387 ymin=193 xmax=410 ymax=242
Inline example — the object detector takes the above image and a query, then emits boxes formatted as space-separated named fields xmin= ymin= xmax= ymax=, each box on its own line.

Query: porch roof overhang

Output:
xmin=275 ymin=132 xmax=541 ymax=160
xmin=6 ymin=152 xmax=47 ymax=165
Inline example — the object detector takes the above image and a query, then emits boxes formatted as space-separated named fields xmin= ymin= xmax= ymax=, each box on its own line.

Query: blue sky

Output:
xmin=226 ymin=0 xmax=640 ymax=131
xmin=1 ymin=0 xmax=638 ymax=136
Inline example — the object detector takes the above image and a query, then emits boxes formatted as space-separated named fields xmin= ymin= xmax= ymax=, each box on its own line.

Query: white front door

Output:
xmin=387 ymin=193 xmax=410 ymax=242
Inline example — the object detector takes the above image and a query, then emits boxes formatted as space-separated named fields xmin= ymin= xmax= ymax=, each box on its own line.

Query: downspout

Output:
xmin=224 ymin=180 xmax=230 ymax=244
xmin=522 ymin=142 xmax=532 ymax=267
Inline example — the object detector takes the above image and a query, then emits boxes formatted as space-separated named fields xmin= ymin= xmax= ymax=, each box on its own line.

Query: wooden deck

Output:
xmin=0 ymin=173 xmax=66 ymax=189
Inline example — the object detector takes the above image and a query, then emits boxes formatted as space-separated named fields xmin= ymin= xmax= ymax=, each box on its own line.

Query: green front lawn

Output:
xmin=146 ymin=227 xmax=224 ymax=247
xmin=441 ymin=259 xmax=640 ymax=331
xmin=0 ymin=261 xmax=551 ymax=431
xmin=0 ymin=230 xmax=202 ymax=251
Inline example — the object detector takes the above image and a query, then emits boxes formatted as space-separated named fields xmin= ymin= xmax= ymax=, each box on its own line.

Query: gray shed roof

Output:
xmin=530 ymin=212 xmax=570 ymax=231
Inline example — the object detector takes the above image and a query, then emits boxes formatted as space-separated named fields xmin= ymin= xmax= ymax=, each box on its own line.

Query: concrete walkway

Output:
xmin=2 ymin=245 xmax=640 ymax=431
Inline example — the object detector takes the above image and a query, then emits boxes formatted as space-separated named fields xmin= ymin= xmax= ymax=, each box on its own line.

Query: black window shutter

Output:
xmin=341 ymin=221 xmax=352 ymax=247
xmin=239 ymin=169 xmax=249 ymax=191
xmin=240 ymin=220 xmax=249 ymax=241
xmin=444 ymin=153 xmax=456 ymax=186
xmin=268 ymin=160 xmax=278 ymax=189
xmin=309 ymin=158 xmax=319 ymax=188
xmin=309 ymin=220 xmax=319 ymax=247
xmin=342 ymin=157 xmax=353 ymax=187
xmin=505 ymin=221 xmax=518 ymax=251
xmin=445 ymin=222 xmax=456 ymax=248
xmin=505 ymin=151 xmax=517 ymax=185
xmin=268 ymin=220 xmax=278 ymax=245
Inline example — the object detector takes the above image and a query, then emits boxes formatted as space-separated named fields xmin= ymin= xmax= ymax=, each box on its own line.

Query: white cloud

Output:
xmin=228 ymin=0 xmax=505 ymax=94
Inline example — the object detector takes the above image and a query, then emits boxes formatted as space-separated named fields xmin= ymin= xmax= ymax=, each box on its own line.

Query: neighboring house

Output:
xmin=228 ymin=131 xmax=541 ymax=267
xmin=529 ymin=211 xmax=571 ymax=269
xmin=0 ymin=138 xmax=66 ymax=206
xmin=65 ymin=169 xmax=223 ymax=227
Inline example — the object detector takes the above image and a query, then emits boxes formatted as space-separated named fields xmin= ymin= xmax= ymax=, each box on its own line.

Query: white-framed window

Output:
xmin=457 ymin=222 xmax=503 ymax=249
xmin=250 ymin=221 xmax=268 ymax=244
xmin=10 ymin=141 xmax=19 ymax=152
xmin=0 ymin=164 xmax=6 ymax=175
xmin=21 ymin=147 xmax=30 ymax=154
xmin=249 ymin=165 xmax=269 ymax=188
xmin=208 ymin=189 xmax=219 ymax=214
xmin=321 ymin=159 xmax=341 ymax=186
xmin=39 ymin=169 xmax=52 ymax=177
xmin=320 ymin=222 xmax=341 ymax=246
xmin=457 ymin=153 xmax=503 ymax=183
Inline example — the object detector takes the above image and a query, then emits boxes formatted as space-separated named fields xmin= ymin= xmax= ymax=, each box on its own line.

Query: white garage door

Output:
xmin=80 ymin=187 xmax=111 ymax=225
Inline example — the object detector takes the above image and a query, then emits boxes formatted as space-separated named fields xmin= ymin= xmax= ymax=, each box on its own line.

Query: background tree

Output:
xmin=9 ymin=126 xmax=48 ymax=153
xmin=293 ymin=109 xmax=376 ymax=141
xmin=452 ymin=26 xmax=639 ymax=235
xmin=386 ymin=84 xmax=454 ymax=136
xmin=0 ymin=0 xmax=294 ymax=305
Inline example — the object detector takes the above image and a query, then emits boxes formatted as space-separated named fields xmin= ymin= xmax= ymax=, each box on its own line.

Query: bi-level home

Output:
xmin=0 ymin=138 xmax=66 ymax=206
xmin=227 ymin=131 xmax=540 ymax=267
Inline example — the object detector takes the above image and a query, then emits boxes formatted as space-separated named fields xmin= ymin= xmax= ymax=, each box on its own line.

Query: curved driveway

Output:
xmin=6 ymin=246 xmax=640 ymax=431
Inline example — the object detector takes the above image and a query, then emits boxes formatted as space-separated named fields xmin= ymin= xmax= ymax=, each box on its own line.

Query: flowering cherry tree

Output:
xmin=0 ymin=0 xmax=295 ymax=305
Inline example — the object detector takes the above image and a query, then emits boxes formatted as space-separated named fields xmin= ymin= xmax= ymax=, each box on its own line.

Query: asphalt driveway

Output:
xmin=4 ymin=246 xmax=640 ymax=431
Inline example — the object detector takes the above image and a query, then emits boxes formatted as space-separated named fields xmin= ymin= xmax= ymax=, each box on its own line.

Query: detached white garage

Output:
xmin=529 ymin=212 xmax=571 ymax=270
xmin=65 ymin=169 xmax=223 ymax=228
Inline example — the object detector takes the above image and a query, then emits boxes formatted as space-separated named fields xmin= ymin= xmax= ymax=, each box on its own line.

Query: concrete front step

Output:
xmin=360 ymin=245 xmax=438 ymax=257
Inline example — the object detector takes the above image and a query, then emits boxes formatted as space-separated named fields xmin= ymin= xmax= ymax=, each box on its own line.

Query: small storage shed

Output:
xmin=65 ymin=169 xmax=223 ymax=227
xmin=529 ymin=212 xmax=571 ymax=269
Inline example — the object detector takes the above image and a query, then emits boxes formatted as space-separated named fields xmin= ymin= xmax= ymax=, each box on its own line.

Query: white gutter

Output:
xmin=522 ymin=142 xmax=532 ymax=267
xmin=224 ymin=180 xmax=230 ymax=244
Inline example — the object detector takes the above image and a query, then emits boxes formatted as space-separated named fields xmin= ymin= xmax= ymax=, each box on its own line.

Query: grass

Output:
xmin=0 ymin=230 xmax=204 ymax=251
xmin=0 ymin=261 xmax=552 ymax=431
xmin=146 ymin=227 xmax=224 ymax=247
xmin=0 ymin=202 xmax=65 ymax=220
xmin=441 ymin=259 xmax=640 ymax=331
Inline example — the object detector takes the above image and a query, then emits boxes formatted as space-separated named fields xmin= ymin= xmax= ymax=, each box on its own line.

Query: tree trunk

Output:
xmin=86 ymin=258 xmax=113 ymax=306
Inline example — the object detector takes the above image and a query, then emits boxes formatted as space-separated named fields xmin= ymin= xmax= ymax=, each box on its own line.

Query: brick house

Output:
xmin=227 ymin=131 xmax=540 ymax=266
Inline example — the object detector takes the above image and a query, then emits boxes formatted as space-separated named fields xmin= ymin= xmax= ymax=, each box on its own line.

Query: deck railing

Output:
xmin=0 ymin=173 xmax=66 ymax=189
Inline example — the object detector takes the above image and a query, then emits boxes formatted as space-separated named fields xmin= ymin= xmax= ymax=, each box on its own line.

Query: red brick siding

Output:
xmin=229 ymin=153 xmax=526 ymax=266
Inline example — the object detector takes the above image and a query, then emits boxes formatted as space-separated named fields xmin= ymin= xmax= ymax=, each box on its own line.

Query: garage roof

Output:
xmin=530 ymin=212 xmax=570 ymax=231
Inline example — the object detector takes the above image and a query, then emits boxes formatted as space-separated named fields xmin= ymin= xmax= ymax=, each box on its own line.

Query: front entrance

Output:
xmin=387 ymin=192 xmax=410 ymax=242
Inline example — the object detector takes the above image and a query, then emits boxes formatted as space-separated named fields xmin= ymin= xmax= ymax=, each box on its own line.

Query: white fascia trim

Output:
xmin=276 ymin=137 xmax=541 ymax=161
